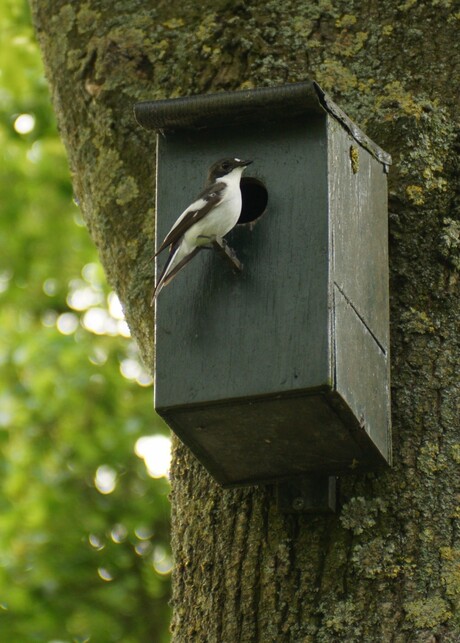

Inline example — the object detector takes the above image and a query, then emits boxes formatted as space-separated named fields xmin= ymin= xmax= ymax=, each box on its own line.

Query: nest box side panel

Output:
xmin=154 ymin=117 xmax=331 ymax=412
xmin=328 ymin=118 xmax=391 ymax=465
xmin=328 ymin=119 xmax=390 ymax=349
xmin=333 ymin=287 xmax=390 ymax=464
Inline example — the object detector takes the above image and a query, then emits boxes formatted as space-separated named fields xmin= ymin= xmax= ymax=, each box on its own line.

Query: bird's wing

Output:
xmin=155 ymin=182 xmax=226 ymax=256
xmin=151 ymin=246 xmax=201 ymax=303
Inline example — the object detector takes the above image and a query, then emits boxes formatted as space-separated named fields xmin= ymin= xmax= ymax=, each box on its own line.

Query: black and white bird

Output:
xmin=152 ymin=157 xmax=252 ymax=302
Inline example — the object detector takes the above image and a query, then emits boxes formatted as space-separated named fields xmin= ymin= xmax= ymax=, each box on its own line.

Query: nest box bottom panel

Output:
xmin=157 ymin=391 xmax=388 ymax=487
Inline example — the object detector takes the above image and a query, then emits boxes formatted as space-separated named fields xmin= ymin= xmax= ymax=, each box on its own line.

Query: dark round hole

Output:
xmin=238 ymin=177 xmax=268 ymax=224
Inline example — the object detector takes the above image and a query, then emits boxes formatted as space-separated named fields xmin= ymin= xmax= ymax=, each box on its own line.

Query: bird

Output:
xmin=152 ymin=157 xmax=252 ymax=302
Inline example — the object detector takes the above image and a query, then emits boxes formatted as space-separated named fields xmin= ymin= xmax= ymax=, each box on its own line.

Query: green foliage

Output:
xmin=0 ymin=2 xmax=171 ymax=641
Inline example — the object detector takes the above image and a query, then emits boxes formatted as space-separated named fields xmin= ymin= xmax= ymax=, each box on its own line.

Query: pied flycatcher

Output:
xmin=152 ymin=157 xmax=252 ymax=302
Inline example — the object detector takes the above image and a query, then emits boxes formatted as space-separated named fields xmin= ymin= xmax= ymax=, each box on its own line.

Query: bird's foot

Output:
xmin=212 ymin=238 xmax=243 ymax=272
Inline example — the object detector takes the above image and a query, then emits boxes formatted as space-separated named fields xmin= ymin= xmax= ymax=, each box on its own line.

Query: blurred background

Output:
xmin=0 ymin=1 xmax=171 ymax=641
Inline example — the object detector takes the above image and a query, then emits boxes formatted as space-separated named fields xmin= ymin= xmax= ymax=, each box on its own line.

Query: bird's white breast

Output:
xmin=184 ymin=167 xmax=244 ymax=247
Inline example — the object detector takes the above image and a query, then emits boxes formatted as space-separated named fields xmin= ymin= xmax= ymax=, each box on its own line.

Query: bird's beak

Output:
xmin=239 ymin=159 xmax=253 ymax=167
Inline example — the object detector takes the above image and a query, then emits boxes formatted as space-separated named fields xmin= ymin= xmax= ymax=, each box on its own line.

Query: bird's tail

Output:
xmin=151 ymin=245 xmax=201 ymax=305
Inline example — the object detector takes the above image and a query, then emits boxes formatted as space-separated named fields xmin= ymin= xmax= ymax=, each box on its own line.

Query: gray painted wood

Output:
xmin=328 ymin=119 xmax=391 ymax=466
xmin=329 ymin=119 xmax=390 ymax=348
xmin=155 ymin=117 xmax=330 ymax=408
xmin=334 ymin=286 xmax=390 ymax=462
xmin=153 ymin=110 xmax=391 ymax=486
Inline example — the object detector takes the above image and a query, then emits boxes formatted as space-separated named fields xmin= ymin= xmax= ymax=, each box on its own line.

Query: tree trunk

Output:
xmin=30 ymin=1 xmax=459 ymax=640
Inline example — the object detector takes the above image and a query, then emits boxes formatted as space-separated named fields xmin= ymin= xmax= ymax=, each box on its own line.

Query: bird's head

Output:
xmin=207 ymin=158 xmax=253 ymax=184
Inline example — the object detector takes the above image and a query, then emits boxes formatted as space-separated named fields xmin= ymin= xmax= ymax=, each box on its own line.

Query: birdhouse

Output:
xmin=134 ymin=81 xmax=392 ymax=488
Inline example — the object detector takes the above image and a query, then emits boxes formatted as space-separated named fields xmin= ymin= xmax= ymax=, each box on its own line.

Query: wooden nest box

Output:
xmin=135 ymin=81 xmax=392 ymax=487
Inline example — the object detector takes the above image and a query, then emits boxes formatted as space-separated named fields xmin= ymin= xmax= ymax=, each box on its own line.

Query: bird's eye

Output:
xmin=222 ymin=162 xmax=231 ymax=171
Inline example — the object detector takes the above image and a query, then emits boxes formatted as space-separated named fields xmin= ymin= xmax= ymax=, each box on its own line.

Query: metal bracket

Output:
xmin=276 ymin=475 xmax=337 ymax=514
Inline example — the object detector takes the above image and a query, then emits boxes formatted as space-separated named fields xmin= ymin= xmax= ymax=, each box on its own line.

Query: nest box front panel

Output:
xmin=154 ymin=116 xmax=331 ymax=413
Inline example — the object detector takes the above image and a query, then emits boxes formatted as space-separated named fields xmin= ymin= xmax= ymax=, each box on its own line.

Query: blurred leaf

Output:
xmin=0 ymin=2 xmax=171 ymax=641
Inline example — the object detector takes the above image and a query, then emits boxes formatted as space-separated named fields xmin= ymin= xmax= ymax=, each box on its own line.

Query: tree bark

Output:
xmin=30 ymin=0 xmax=459 ymax=640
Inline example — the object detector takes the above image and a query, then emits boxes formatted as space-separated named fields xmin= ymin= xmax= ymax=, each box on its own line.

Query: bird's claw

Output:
xmin=212 ymin=238 xmax=243 ymax=272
